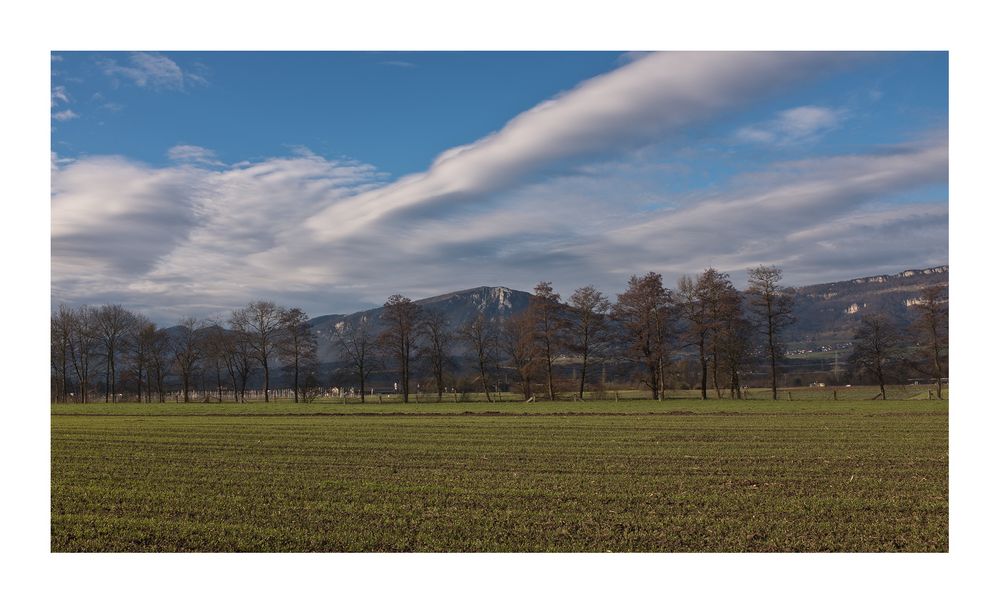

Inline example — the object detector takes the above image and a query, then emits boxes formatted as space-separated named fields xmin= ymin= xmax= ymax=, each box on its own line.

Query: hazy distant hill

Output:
xmin=786 ymin=266 xmax=948 ymax=351
xmin=166 ymin=267 xmax=948 ymax=366
xmin=309 ymin=286 xmax=532 ymax=361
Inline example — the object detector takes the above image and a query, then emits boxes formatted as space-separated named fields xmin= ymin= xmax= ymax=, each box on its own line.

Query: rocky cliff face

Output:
xmin=787 ymin=266 xmax=948 ymax=347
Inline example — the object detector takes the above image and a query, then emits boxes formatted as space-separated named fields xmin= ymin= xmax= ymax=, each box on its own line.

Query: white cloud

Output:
xmin=735 ymin=105 xmax=845 ymax=145
xmin=51 ymin=86 xmax=70 ymax=106
xmin=51 ymin=138 xmax=947 ymax=323
xmin=50 ymin=52 xmax=947 ymax=323
xmin=52 ymin=152 xmax=385 ymax=321
xmin=98 ymin=52 xmax=204 ymax=91
xmin=305 ymin=52 xmax=854 ymax=239
xmin=167 ymin=144 xmax=224 ymax=166
xmin=585 ymin=138 xmax=948 ymax=284
xmin=52 ymin=109 xmax=78 ymax=121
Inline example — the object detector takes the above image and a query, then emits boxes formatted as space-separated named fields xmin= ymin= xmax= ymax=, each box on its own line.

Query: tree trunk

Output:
xmin=480 ymin=362 xmax=492 ymax=403
xmin=436 ymin=364 xmax=444 ymax=402
xmin=545 ymin=346 xmax=555 ymax=401
xmin=263 ymin=360 xmax=270 ymax=402
xmin=711 ymin=352 xmax=722 ymax=399
xmin=768 ymin=312 xmax=778 ymax=400
xmin=658 ymin=356 xmax=666 ymax=401
xmin=876 ymin=362 xmax=886 ymax=400
xmin=402 ymin=345 xmax=409 ymax=403
xmin=933 ymin=341 xmax=943 ymax=399
xmin=699 ymin=349 xmax=708 ymax=401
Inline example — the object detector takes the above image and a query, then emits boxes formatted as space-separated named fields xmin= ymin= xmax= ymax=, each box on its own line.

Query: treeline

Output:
xmin=50 ymin=266 xmax=948 ymax=403
xmin=50 ymin=301 xmax=319 ymax=403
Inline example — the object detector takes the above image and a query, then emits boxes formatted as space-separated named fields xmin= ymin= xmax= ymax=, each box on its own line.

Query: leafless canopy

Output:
xmin=746 ymin=265 xmax=795 ymax=400
xmin=612 ymin=272 xmax=672 ymax=400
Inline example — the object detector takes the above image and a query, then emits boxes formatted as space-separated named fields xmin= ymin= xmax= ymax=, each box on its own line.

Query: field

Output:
xmin=51 ymin=391 xmax=948 ymax=552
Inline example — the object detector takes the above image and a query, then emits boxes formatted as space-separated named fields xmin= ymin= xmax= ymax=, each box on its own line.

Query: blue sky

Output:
xmin=51 ymin=51 xmax=948 ymax=323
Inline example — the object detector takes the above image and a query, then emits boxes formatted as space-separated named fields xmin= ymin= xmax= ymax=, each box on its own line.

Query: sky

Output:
xmin=51 ymin=51 xmax=948 ymax=325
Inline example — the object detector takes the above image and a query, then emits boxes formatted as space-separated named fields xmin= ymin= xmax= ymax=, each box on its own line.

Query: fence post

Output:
xmin=787 ymin=391 xmax=792 ymax=401
xmin=833 ymin=390 xmax=837 ymax=401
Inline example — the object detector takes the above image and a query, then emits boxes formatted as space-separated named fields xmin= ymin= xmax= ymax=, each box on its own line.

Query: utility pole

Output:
xmin=832 ymin=350 xmax=842 ymax=384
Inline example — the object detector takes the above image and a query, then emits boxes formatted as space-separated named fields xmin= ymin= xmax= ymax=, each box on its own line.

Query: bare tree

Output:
xmin=676 ymin=272 xmax=711 ymax=400
xmin=531 ymin=282 xmax=566 ymax=400
xmin=746 ymin=265 xmax=795 ymax=400
xmin=567 ymin=285 xmax=610 ymax=399
xmin=612 ymin=272 xmax=672 ymax=400
xmin=678 ymin=269 xmax=740 ymax=400
xmin=716 ymin=292 xmax=755 ymax=399
xmin=849 ymin=314 xmax=904 ymax=400
xmin=460 ymin=311 xmax=497 ymax=402
xmin=231 ymin=301 xmax=285 ymax=401
xmin=335 ymin=316 xmax=377 ymax=403
xmin=67 ymin=306 xmax=99 ymax=403
xmin=147 ymin=327 xmax=171 ymax=403
xmin=221 ymin=317 xmax=255 ymax=402
xmin=171 ymin=317 xmax=203 ymax=403
xmin=911 ymin=284 xmax=948 ymax=399
xmin=501 ymin=310 xmax=538 ymax=401
xmin=419 ymin=308 xmax=453 ymax=401
xmin=279 ymin=308 xmax=318 ymax=403
xmin=95 ymin=304 xmax=137 ymax=402
xmin=51 ymin=305 xmax=75 ymax=403
xmin=201 ymin=323 xmax=232 ymax=402
xmin=379 ymin=295 xmax=422 ymax=403
xmin=128 ymin=313 xmax=156 ymax=403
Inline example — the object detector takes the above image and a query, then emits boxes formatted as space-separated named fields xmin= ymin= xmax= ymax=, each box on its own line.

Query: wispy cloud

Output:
xmin=735 ymin=105 xmax=845 ymax=145
xmin=591 ymin=138 xmax=947 ymax=279
xmin=98 ymin=52 xmax=205 ymax=91
xmin=167 ymin=144 xmax=224 ymax=167
xmin=51 ymin=137 xmax=946 ymax=322
xmin=50 ymin=52 xmax=946 ymax=323
xmin=52 ymin=109 xmax=79 ymax=121
xmin=380 ymin=60 xmax=416 ymax=68
xmin=306 ymin=52 xmax=854 ymax=239
xmin=52 ymin=150 xmax=386 ymax=320
xmin=51 ymin=85 xmax=70 ymax=106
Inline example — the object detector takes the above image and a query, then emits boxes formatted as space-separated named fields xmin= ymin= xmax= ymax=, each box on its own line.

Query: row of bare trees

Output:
xmin=847 ymin=284 xmax=949 ymax=399
xmin=52 ymin=266 xmax=947 ymax=403
xmin=611 ymin=266 xmax=793 ymax=401
xmin=332 ymin=266 xmax=794 ymax=403
xmin=51 ymin=301 xmax=318 ymax=403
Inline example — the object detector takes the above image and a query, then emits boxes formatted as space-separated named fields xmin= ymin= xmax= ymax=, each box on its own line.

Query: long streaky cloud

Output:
xmin=307 ymin=51 xmax=857 ymax=238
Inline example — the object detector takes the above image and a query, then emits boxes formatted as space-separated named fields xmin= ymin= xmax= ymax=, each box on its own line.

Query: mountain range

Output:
xmin=302 ymin=266 xmax=948 ymax=363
